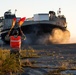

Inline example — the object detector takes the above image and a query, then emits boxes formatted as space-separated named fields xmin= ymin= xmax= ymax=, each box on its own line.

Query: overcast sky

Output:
xmin=0 ymin=0 xmax=76 ymax=40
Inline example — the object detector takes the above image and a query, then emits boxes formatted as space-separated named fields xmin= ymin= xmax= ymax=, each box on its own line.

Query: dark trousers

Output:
xmin=10 ymin=48 xmax=21 ymax=73
xmin=10 ymin=48 xmax=21 ymax=59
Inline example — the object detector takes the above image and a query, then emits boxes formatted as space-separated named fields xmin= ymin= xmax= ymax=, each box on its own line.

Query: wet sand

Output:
xmin=21 ymin=43 xmax=76 ymax=75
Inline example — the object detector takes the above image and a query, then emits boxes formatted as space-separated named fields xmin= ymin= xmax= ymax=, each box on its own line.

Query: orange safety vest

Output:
xmin=10 ymin=36 xmax=21 ymax=49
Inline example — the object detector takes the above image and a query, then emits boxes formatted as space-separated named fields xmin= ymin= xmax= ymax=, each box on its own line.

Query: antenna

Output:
xmin=8 ymin=9 xmax=11 ymax=12
xmin=57 ymin=8 xmax=61 ymax=16
xmin=15 ymin=9 xmax=17 ymax=15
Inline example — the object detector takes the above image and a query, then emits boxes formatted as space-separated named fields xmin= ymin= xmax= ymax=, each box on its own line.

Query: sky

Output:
xmin=0 ymin=0 xmax=76 ymax=42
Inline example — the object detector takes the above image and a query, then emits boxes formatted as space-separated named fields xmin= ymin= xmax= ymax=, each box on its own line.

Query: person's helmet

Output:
xmin=12 ymin=30 xmax=19 ymax=35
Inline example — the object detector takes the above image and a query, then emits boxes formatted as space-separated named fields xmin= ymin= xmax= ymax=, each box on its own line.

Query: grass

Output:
xmin=0 ymin=53 xmax=23 ymax=75
xmin=0 ymin=47 xmax=39 ymax=75
xmin=0 ymin=48 xmax=39 ymax=59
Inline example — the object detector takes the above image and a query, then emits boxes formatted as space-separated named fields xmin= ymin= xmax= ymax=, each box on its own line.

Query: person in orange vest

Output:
xmin=10 ymin=28 xmax=26 ymax=57
xmin=5 ymin=17 xmax=26 ymax=57
xmin=10 ymin=30 xmax=21 ymax=55
xmin=5 ymin=27 xmax=26 ymax=58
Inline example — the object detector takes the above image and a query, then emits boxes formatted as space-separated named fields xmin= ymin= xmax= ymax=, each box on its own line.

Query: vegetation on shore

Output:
xmin=0 ymin=49 xmax=23 ymax=75
xmin=0 ymin=47 xmax=39 ymax=75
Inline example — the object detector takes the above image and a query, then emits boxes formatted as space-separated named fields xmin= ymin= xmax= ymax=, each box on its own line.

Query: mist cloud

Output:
xmin=23 ymin=28 xmax=70 ymax=45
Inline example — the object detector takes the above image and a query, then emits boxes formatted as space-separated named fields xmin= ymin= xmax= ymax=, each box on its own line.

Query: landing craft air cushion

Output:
xmin=0 ymin=9 xmax=70 ymax=44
